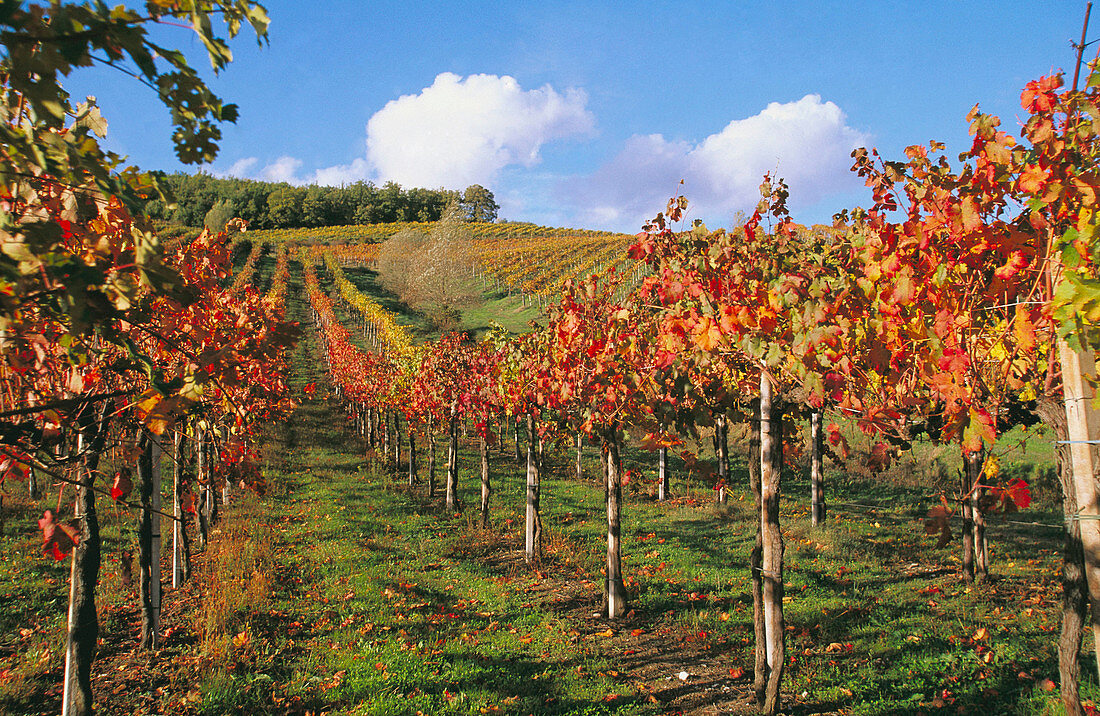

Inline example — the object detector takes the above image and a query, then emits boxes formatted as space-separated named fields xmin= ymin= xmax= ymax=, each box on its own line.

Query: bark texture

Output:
xmin=62 ymin=407 xmax=110 ymax=716
xmin=606 ymin=430 xmax=628 ymax=619
xmin=759 ymin=376 xmax=785 ymax=715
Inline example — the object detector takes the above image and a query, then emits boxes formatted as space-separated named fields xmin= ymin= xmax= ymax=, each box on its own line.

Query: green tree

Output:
xmin=204 ymin=198 xmax=236 ymax=233
xmin=462 ymin=184 xmax=500 ymax=222
xmin=267 ymin=184 xmax=304 ymax=227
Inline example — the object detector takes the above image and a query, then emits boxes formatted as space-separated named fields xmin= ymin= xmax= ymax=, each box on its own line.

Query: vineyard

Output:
xmin=4 ymin=3 xmax=1100 ymax=716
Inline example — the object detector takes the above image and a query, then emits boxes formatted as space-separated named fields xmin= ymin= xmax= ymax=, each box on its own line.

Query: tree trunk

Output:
xmin=206 ymin=430 xmax=218 ymax=527
xmin=715 ymin=413 xmax=728 ymax=504
xmin=749 ymin=398 xmax=766 ymax=704
xmin=219 ymin=425 xmax=230 ymax=508
xmin=1059 ymin=330 xmax=1100 ymax=684
xmin=759 ymin=374 xmax=785 ymax=714
xmin=382 ymin=412 xmax=390 ymax=472
xmin=513 ymin=416 xmax=522 ymax=464
xmin=195 ymin=427 xmax=208 ymax=552
xmin=407 ymin=427 xmax=417 ymax=487
xmin=658 ymin=445 xmax=670 ymax=501
xmin=136 ymin=433 xmax=161 ymax=649
xmin=28 ymin=463 xmax=40 ymax=500
xmin=575 ymin=432 xmax=583 ymax=481
xmin=427 ymin=414 xmax=436 ymax=498
xmin=968 ymin=448 xmax=989 ymax=583
xmin=1037 ymin=396 xmax=1088 ymax=715
xmin=62 ymin=408 xmax=110 ymax=716
xmin=480 ymin=436 xmax=491 ymax=529
xmin=810 ymin=410 xmax=826 ymax=526
xmin=525 ymin=415 xmax=542 ymax=563
xmin=960 ymin=444 xmax=975 ymax=583
xmin=394 ymin=412 xmax=402 ymax=471
xmin=601 ymin=443 xmax=610 ymax=489
xmin=172 ymin=431 xmax=191 ymax=588
xmin=606 ymin=429 xmax=628 ymax=619
xmin=445 ymin=416 xmax=459 ymax=511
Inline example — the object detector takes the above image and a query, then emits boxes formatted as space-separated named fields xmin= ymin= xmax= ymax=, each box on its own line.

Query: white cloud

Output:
xmin=364 ymin=72 xmax=595 ymax=189
xmin=310 ymin=157 xmax=371 ymax=187
xmin=259 ymin=155 xmax=304 ymax=183
xmin=222 ymin=157 xmax=258 ymax=178
xmin=571 ymin=95 xmax=869 ymax=230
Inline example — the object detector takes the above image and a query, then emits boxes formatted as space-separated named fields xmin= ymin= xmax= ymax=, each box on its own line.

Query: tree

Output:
xmin=462 ymin=184 xmax=500 ymax=222
xmin=204 ymin=198 xmax=236 ymax=233
xmin=267 ymin=185 xmax=304 ymax=227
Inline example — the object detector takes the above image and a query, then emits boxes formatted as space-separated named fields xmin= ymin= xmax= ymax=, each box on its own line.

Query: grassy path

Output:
xmin=196 ymin=264 xmax=661 ymax=715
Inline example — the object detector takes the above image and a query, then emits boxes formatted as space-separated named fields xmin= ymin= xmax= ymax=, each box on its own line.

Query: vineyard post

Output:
xmin=172 ymin=431 xmax=189 ymax=588
xmin=525 ymin=414 xmax=542 ymax=563
xmin=605 ymin=428 xmax=628 ymax=618
xmin=445 ymin=414 xmax=459 ymax=511
xmin=219 ymin=425 xmax=230 ymax=507
xmin=382 ymin=413 xmax=391 ymax=473
xmin=810 ymin=410 xmax=825 ymax=526
xmin=136 ymin=432 xmax=161 ymax=649
xmin=658 ymin=445 xmax=669 ymax=501
xmin=575 ymin=432 xmax=583 ymax=481
xmin=960 ymin=443 xmax=976 ymax=582
xmin=513 ymin=416 xmax=522 ymax=464
xmin=1059 ymin=342 xmax=1100 ymax=680
xmin=969 ymin=448 xmax=989 ymax=582
xmin=1059 ymin=2 xmax=1100 ymax=682
xmin=479 ymin=435 xmax=491 ymax=528
xmin=427 ymin=413 xmax=437 ymax=498
xmin=715 ymin=412 xmax=729 ymax=504
xmin=749 ymin=398 xmax=766 ymax=703
xmin=195 ymin=427 xmax=208 ymax=551
xmin=394 ymin=412 xmax=402 ymax=471
xmin=62 ymin=407 xmax=110 ymax=716
xmin=759 ymin=373 xmax=785 ymax=714
xmin=407 ymin=425 xmax=416 ymax=487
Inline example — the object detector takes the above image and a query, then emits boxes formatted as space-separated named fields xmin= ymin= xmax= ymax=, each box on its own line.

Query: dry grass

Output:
xmin=191 ymin=499 xmax=274 ymax=662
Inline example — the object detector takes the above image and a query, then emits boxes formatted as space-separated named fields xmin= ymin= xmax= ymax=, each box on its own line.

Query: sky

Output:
xmin=66 ymin=1 xmax=1097 ymax=232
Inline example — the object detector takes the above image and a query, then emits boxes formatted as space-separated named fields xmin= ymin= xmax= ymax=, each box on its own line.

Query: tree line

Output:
xmin=145 ymin=172 xmax=500 ymax=230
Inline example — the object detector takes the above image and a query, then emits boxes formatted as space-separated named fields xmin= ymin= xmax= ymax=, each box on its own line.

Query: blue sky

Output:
xmin=69 ymin=1 xmax=1094 ymax=232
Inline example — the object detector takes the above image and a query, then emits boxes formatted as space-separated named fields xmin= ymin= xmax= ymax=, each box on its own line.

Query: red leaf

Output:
xmin=38 ymin=509 xmax=79 ymax=560
xmin=1005 ymin=478 xmax=1031 ymax=510
xmin=110 ymin=470 xmax=132 ymax=502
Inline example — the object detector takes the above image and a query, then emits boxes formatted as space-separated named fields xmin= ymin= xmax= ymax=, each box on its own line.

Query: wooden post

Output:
xmin=658 ymin=445 xmax=669 ymax=501
xmin=575 ymin=432 xmax=584 ymax=481
xmin=810 ymin=411 xmax=825 ymax=526
xmin=759 ymin=373 xmax=785 ymax=714
xmin=172 ymin=431 xmax=188 ymax=588
xmin=1059 ymin=340 xmax=1100 ymax=681
xmin=445 ymin=416 xmax=459 ymax=511
xmin=715 ymin=413 xmax=728 ymax=504
xmin=480 ymin=436 xmax=491 ymax=529
xmin=407 ymin=427 xmax=417 ymax=487
xmin=960 ymin=444 xmax=975 ymax=583
xmin=606 ymin=429 xmax=628 ymax=619
xmin=525 ymin=414 xmax=542 ymax=563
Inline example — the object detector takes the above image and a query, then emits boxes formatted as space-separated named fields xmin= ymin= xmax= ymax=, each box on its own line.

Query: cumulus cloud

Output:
xmin=571 ymin=95 xmax=869 ymax=230
xmin=311 ymin=158 xmax=371 ymax=187
xmin=258 ymin=156 xmax=304 ymax=183
xmin=364 ymin=72 xmax=595 ymax=189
